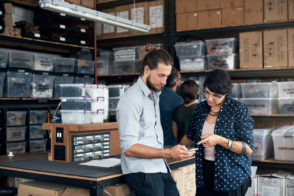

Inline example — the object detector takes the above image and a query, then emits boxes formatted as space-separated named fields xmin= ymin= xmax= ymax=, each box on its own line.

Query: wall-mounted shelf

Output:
xmin=253 ymin=159 xmax=294 ymax=170
xmin=0 ymin=35 xmax=94 ymax=54
xmin=0 ymin=98 xmax=60 ymax=109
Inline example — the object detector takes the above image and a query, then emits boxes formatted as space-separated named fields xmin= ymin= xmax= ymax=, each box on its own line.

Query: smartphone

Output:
xmin=187 ymin=148 xmax=198 ymax=151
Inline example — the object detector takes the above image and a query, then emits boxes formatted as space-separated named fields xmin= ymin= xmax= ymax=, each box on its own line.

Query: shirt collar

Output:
xmin=137 ymin=76 xmax=161 ymax=98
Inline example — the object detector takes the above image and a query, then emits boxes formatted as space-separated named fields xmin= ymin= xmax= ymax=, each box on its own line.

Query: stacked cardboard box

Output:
xmin=172 ymin=164 xmax=196 ymax=196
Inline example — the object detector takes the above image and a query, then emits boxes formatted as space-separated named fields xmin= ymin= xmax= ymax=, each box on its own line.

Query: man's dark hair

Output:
xmin=166 ymin=67 xmax=179 ymax=88
xmin=204 ymin=69 xmax=232 ymax=95
xmin=140 ymin=47 xmax=173 ymax=75
xmin=179 ymin=80 xmax=199 ymax=104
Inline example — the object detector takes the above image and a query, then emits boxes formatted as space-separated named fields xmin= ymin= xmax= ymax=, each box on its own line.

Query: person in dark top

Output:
xmin=180 ymin=69 xmax=254 ymax=196
xmin=159 ymin=67 xmax=183 ymax=146
xmin=172 ymin=80 xmax=199 ymax=143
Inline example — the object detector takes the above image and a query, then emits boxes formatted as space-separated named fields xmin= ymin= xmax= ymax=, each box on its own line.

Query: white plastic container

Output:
xmin=252 ymin=129 xmax=273 ymax=160
xmin=175 ymin=41 xmax=206 ymax=57
xmin=91 ymin=109 xmax=104 ymax=123
xmin=85 ymin=84 xmax=106 ymax=98
xmin=277 ymin=81 xmax=294 ymax=98
xmin=241 ymin=82 xmax=276 ymax=98
xmin=240 ymin=98 xmax=278 ymax=115
xmin=61 ymin=97 xmax=105 ymax=111
xmin=278 ymin=98 xmax=294 ymax=114
xmin=271 ymin=125 xmax=294 ymax=161
xmin=60 ymin=110 xmax=92 ymax=124
xmin=179 ymin=56 xmax=206 ymax=71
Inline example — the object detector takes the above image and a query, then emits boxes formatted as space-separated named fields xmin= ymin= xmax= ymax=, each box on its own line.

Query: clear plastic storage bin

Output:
xmin=54 ymin=57 xmax=76 ymax=73
xmin=241 ymin=82 xmax=276 ymax=98
xmin=230 ymin=83 xmax=242 ymax=98
xmin=4 ymin=71 xmax=32 ymax=97
xmin=74 ymin=76 xmax=94 ymax=84
xmin=271 ymin=126 xmax=294 ymax=161
xmin=107 ymin=85 xmax=129 ymax=97
xmin=113 ymin=46 xmax=137 ymax=61
xmin=60 ymin=84 xmax=105 ymax=98
xmin=205 ymin=38 xmax=238 ymax=55
xmin=0 ymin=72 xmax=5 ymax=97
xmin=61 ymin=97 xmax=105 ymax=111
xmin=29 ymin=125 xmax=45 ymax=139
xmin=97 ymin=51 xmax=113 ymax=75
xmin=109 ymin=97 xmax=120 ymax=112
xmin=175 ymin=41 xmax=206 ymax=57
xmin=76 ymin=59 xmax=94 ymax=75
xmin=113 ymin=60 xmax=136 ymax=74
xmin=91 ymin=109 xmax=104 ymax=123
xmin=9 ymin=50 xmax=34 ymax=69
xmin=6 ymin=141 xmax=26 ymax=155
xmin=179 ymin=56 xmax=206 ymax=71
xmin=31 ymin=74 xmax=54 ymax=98
xmin=277 ymin=81 xmax=294 ymax=98
xmin=29 ymin=110 xmax=47 ymax=124
xmin=252 ymin=129 xmax=273 ymax=160
xmin=29 ymin=139 xmax=46 ymax=152
xmin=240 ymin=98 xmax=278 ymax=115
xmin=0 ymin=48 xmax=9 ymax=68
xmin=278 ymin=99 xmax=294 ymax=114
xmin=207 ymin=54 xmax=239 ymax=69
xmin=6 ymin=126 xmax=26 ymax=142
xmin=60 ymin=110 xmax=92 ymax=124
xmin=32 ymin=54 xmax=54 ymax=72
xmin=53 ymin=75 xmax=74 ymax=97
xmin=6 ymin=111 xmax=27 ymax=126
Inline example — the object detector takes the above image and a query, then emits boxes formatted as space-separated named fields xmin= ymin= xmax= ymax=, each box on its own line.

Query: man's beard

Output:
xmin=146 ymin=76 xmax=162 ymax=92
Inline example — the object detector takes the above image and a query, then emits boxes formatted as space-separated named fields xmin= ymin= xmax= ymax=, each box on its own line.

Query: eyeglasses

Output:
xmin=202 ymin=89 xmax=224 ymax=99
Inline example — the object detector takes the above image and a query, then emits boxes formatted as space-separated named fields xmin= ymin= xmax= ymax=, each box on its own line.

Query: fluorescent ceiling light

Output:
xmin=39 ymin=0 xmax=151 ymax=33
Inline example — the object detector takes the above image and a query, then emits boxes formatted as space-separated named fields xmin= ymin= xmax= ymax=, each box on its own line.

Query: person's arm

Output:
xmin=124 ymin=143 xmax=195 ymax=160
xmin=172 ymin=121 xmax=178 ymax=139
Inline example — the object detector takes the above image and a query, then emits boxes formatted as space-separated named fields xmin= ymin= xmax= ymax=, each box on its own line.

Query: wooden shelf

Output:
xmin=253 ymin=159 xmax=294 ymax=170
xmin=0 ymin=34 xmax=94 ymax=54
xmin=252 ymin=114 xmax=294 ymax=118
xmin=5 ymin=0 xmax=39 ymax=7
xmin=96 ymin=0 xmax=157 ymax=10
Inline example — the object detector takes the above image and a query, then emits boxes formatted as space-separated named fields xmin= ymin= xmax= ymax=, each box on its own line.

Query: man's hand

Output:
xmin=168 ymin=145 xmax=196 ymax=160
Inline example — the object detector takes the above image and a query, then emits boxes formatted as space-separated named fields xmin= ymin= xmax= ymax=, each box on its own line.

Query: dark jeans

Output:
xmin=196 ymin=159 xmax=251 ymax=196
xmin=124 ymin=172 xmax=180 ymax=196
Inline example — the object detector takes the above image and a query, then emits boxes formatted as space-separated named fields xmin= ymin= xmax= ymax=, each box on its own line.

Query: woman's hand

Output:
xmin=197 ymin=134 xmax=222 ymax=147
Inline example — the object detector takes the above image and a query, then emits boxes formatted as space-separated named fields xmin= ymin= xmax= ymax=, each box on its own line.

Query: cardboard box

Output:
xmin=245 ymin=0 xmax=263 ymax=25
xmin=97 ymin=0 xmax=116 ymax=3
xmin=4 ymin=3 xmax=13 ymax=15
xmin=104 ymin=184 xmax=131 ymax=196
xmin=4 ymin=14 xmax=13 ymax=27
xmin=18 ymin=181 xmax=66 ymax=196
xmin=221 ymin=0 xmax=244 ymax=9
xmin=148 ymin=0 xmax=164 ymax=34
xmin=239 ymin=31 xmax=263 ymax=69
xmin=176 ymin=0 xmax=197 ymax=13
xmin=61 ymin=187 xmax=89 ymax=196
xmin=80 ymin=0 xmax=95 ymax=9
xmin=181 ymin=164 xmax=196 ymax=196
xmin=263 ymin=29 xmax=288 ymax=68
xmin=264 ymin=0 xmax=288 ymax=23
xmin=176 ymin=12 xmax=198 ymax=32
xmin=64 ymin=0 xmax=80 ymax=5
xmin=288 ymin=28 xmax=294 ymax=67
xmin=289 ymin=0 xmax=294 ymax=20
xmin=101 ymin=9 xmax=115 ymax=38
xmin=257 ymin=177 xmax=286 ymax=196
xmin=115 ymin=5 xmax=130 ymax=36
xmin=130 ymin=2 xmax=148 ymax=36
xmin=221 ymin=7 xmax=244 ymax=27
xmin=197 ymin=0 xmax=221 ymax=11
xmin=172 ymin=169 xmax=184 ymax=196
xmin=198 ymin=10 xmax=222 ymax=29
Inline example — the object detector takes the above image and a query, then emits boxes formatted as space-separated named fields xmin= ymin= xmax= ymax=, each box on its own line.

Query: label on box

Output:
xmin=132 ymin=7 xmax=144 ymax=24
xmin=80 ymin=40 xmax=86 ymax=45
xmin=60 ymin=37 xmax=66 ymax=42
xmin=60 ymin=24 xmax=66 ymax=29
xmin=60 ymin=13 xmax=66 ymax=17
xmin=117 ymin=11 xmax=129 ymax=33
xmin=81 ymin=28 xmax=86 ymax=33
xmin=34 ymin=33 xmax=40 ymax=38
xmin=150 ymin=5 xmax=163 ymax=28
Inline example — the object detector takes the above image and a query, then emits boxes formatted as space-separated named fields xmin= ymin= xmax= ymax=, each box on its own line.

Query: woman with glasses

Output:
xmin=180 ymin=69 xmax=254 ymax=196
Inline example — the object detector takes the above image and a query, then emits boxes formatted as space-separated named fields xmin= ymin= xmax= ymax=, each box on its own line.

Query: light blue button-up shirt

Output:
xmin=117 ymin=77 xmax=168 ymax=174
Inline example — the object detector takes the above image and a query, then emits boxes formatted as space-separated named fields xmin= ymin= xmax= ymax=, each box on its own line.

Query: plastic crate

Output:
xmin=271 ymin=126 xmax=294 ymax=161
xmin=241 ymin=82 xmax=277 ymax=98
xmin=32 ymin=54 xmax=54 ymax=72
xmin=175 ymin=41 xmax=206 ymax=57
xmin=113 ymin=46 xmax=137 ymax=61
xmin=107 ymin=85 xmax=130 ymax=97
xmin=0 ymin=71 xmax=5 ymax=97
xmin=277 ymin=81 xmax=294 ymax=98
xmin=207 ymin=54 xmax=239 ymax=69
xmin=205 ymin=37 xmax=238 ymax=55
xmin=179 ymin=56 xmax=206 ymax=71
xmin=230 ymin=83 xmax=242 ymax=98
xmin=278 ymin=99 xmax=294 ymax=114
xmin=53 ymin=75 xmax=74 ymax=97
xmin=76 ymin=59 xmax=94 ymax=75
xmin=6 ymin=141 xmax=26 ymax=155
xmin=9 ymin=50 xmax=33 ymax=70
xmin=54 ymin=57 xmax=76 ymax=73
xmin=31 ymin=74 xmax=54 ymax=98
xmin=252 ymin=129 xmax=273 ymax=160
xmin=29 ymin=110 xmax=47 ymax=124
xmin=60 ymin=110 xmax=92 ymax=124
xmin=113 ymin=60 xmax=136 ymax=74
xmin=61 ymin=97 xmax=105 ymax=111
xmin=4 ymin=71 xmax=32 ymax=97
xmin=6 ymin=111 xmax=27 ymax=126
xmin=0 ymin=48 xmax=9 ymax=68
xmin=97 ymin=51 xmax=113 ymax=75
xmin=29 ymin=139 xmax=46 ymax=152
xmin=29 ymin=125 xmax=45 ymax=139
xmin=74 ymin=76 xmax=94 ymax=84
xmin=240 ymin=98 xmax=278 ymax=115
xmin=6 ymin=126 xmax=26 ymax=142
